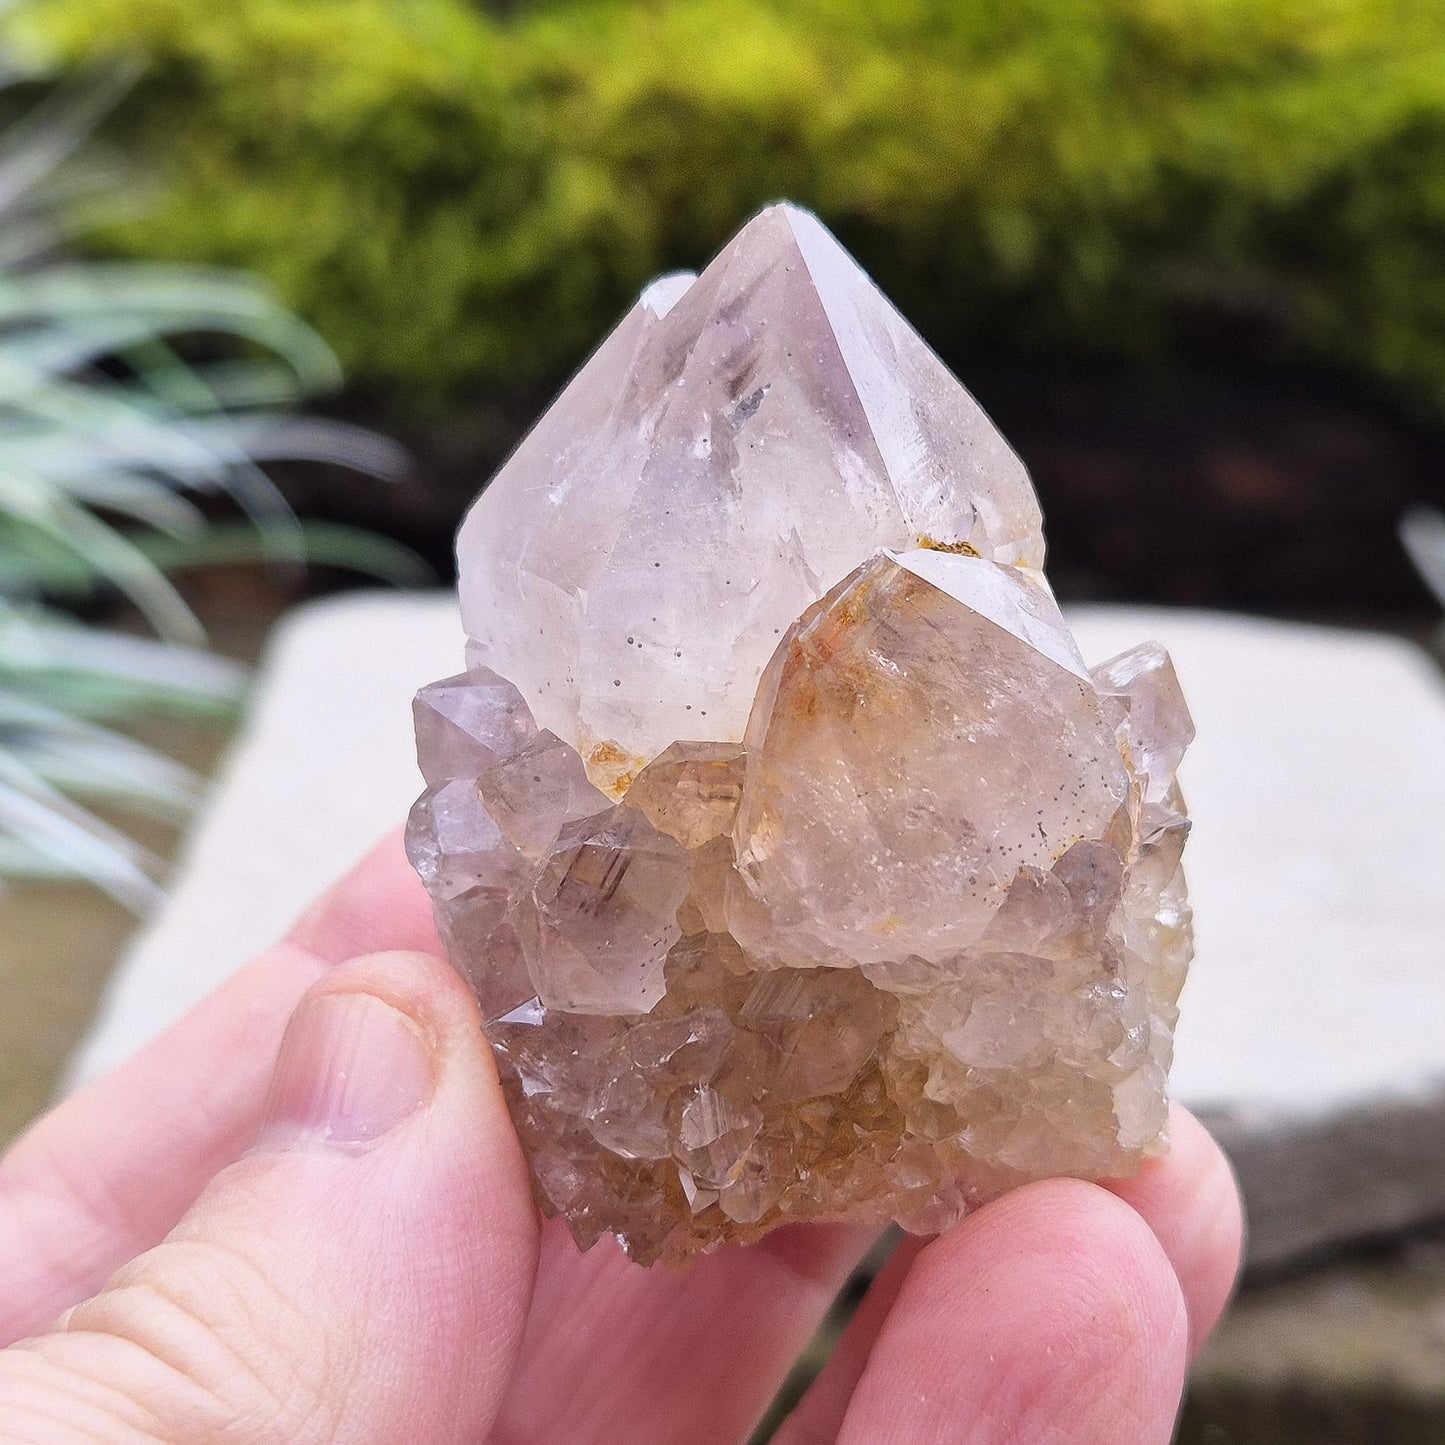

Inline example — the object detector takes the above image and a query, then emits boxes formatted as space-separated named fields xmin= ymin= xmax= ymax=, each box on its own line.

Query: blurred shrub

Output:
xmin=14 ymin=0 xmax=1445 ymax=417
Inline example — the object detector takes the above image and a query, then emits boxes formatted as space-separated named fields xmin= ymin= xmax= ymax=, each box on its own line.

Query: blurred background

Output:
xmin=2 ymin=2 xmax=1445 ymax=1441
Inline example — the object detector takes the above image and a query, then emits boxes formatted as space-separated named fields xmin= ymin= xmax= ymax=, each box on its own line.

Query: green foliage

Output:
xmin=13 ymin=0 xmax=1445 ymax=417
xmin=0 ymin=61 xmax=418 ymax=910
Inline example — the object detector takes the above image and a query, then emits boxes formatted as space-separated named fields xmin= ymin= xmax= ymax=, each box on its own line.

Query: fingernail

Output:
xmin=257 ymin=992 xmax=434 ymax=1149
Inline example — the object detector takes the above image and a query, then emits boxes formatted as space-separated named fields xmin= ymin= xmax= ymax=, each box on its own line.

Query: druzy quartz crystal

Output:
xmin=406 ymin=204 xmax=1194 ymax=1266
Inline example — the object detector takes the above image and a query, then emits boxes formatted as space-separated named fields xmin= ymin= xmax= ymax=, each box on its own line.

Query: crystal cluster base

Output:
xmin=407 ymin=205 xmax=1194 ymax=1266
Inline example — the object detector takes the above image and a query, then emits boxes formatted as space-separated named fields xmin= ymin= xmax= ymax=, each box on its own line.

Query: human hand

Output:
xmin=0 ymin=832 xmax=1242 ymax=1443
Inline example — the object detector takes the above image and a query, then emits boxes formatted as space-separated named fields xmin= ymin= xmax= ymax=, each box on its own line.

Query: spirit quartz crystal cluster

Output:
xmin=406 ymin=204 xmax=1194 ymax=1266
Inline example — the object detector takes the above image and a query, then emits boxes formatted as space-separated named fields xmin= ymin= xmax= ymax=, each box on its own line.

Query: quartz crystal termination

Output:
xmin=407 ymin=204 xmax=1194 ymax=1267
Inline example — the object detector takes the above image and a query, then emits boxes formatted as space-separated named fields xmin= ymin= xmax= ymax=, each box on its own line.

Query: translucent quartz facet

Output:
xmin=409 ymin=204 xmax=1194 ymax=1266
xmin=457 ymin=204 xmax=1042 ymax=783
xmin=732 ymin=551 xmax=1129 ymax=969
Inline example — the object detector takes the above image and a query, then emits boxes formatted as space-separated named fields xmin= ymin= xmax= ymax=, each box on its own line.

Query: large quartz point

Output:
xmin=457 ymin=203 xmax=1042 ymax=786
xmin=408 ymin=204 xmax=1194 ymax=1266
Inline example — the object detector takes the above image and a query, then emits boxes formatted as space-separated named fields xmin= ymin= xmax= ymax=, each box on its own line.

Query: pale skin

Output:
xmin=0 ymin=831 xmax=1243 ymax=1443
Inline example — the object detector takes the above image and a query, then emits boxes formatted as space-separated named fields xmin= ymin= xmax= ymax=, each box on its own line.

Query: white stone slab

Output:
xmin=1066 ymin=609 xmax=1445 ymax=1121
xmin=1067 ymin=609 xmax=1445 ymax=1269
xmin=64 ymin=594 xmax=1445 ymax=1268
xmin=63 ymin=592 xmax=464 ymax=1089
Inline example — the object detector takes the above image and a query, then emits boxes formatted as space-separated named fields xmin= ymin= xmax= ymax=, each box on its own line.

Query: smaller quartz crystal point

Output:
xmin=408 ymin=204 xmax=1194 ymax=1266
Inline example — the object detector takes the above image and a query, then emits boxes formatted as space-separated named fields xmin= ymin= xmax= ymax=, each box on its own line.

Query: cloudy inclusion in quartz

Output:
xmin=407 ymin=204 xmax=1194 ymax=1266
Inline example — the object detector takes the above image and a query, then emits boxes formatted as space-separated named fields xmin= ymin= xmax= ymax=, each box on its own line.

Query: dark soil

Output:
xmin=283 ymin=355 xmax=1445 ymax=628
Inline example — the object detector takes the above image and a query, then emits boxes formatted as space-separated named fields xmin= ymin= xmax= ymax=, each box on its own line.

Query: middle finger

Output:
xmin=491 ymin=1215 xmax=877 ymax=1445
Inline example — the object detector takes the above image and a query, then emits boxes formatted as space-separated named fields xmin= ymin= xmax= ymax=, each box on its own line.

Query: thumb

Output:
xmin=0 ymin=951 xmax=539 ymax=1445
